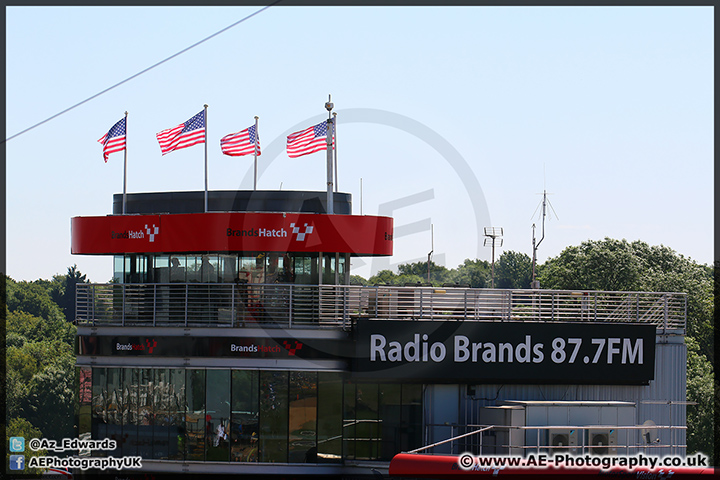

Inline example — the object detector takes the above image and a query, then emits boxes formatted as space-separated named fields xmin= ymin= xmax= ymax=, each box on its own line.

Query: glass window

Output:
xmin=185 ymin=369 xmax=206 ymax=461
xmin=206 ymin=370 xmax=231 ymax=461
xmin=113 ymin=256 xmax=124 ymax=283
xmin=231 ymin=370 xmax=259 ymax=462
xmin=379 ymin=383 xmax=402 ymax=460
xmin=137 ymin=369 xmax=154 ymax=459
xmin=105 ymin=369 xmax=122 ymax=455
xmin=78 ymin=367 xmax=92 ymax=441
xmin=355 ymin=383 xmax=379 ymax=460
xmin=186 ymin=256 xmax=201 ymax=283
xmin=170 ymin=256 xmax=186 ymax=283
xmin=219 ymin=255 xmax=238 ymax=283
xmin=91 ymin=367 xmax=107 ymax=451
xmin=293 ymin=255 xmax=318 ymax=285
xmin=289 ymin=372 xmax=317 ymax=463
xmin=401 ymin=384 xmax=423 ymax=453
xmin=168 ymin=369 xmax=186 ymax=461
xmin=259 ymin=371 xmax=288 ymax=463
xmin=152 ymin=369 xmax=170 ymax=459
xmin=122 ymin=369 xmax=138 ymax=457
xmin=317 ymin=372 xmax=343 ymax=463
xmin=343 ymin=380 xmax=356 ymax=460
xmin=152 ymin=256 xmax=170 ymax=283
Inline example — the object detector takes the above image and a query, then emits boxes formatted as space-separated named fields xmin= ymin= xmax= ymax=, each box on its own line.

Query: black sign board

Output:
xmin=78 ymin=335 xmax=349 ymax=361
xmin=353 ymin=320 xmax=656 ymax=385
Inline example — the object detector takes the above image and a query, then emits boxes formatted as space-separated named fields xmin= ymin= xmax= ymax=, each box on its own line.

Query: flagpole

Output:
xmin=123 ymin=111 xmax=128 ymax=215
xmin=254 ymin=116 xmax=259 ymax=190
xmin=325 ymin=95 xmax=334 ymax=214
xmin=333 ymin=111 xmax=338 ymax=193
xmin=204 ymin=104 xmax=208 ymax=212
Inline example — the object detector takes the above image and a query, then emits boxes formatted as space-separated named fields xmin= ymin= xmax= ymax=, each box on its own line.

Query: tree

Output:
xmin=398 ymin=261 xmax=452 ymax=285
xmin=6 ymin=418 xmax=47 ymax=475
xmin=451 ymin=259 xmax=490 ymax=288
xmin=686 ymin=337 xmax=714 ymax=463
xmin=494 ymin=251 xmax=532 ymax=289
xmin=538 ymin=238 xmax=643 ymax=291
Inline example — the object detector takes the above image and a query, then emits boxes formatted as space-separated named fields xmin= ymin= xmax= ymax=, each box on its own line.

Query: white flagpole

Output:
xmin=254 ymin=115 xmax=259 ymax=190
xmin=324 ymin=95 xmax=334 ymax=214
xmin=333 ymin=111 xmax=338 ymax=193
xmin=204 ymin=104 xmax=208 ymax=212
xmin=123 ymin=111 xmax=128 ymax=214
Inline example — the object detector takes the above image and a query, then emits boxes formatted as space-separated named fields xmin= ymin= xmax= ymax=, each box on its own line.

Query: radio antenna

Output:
xmin=531 ymin=180 xmax=558 ymax=288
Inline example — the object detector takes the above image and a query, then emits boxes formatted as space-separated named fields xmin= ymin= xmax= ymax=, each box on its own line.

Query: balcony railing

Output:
xmin=75 ymin=283 xmax=686 ymax=330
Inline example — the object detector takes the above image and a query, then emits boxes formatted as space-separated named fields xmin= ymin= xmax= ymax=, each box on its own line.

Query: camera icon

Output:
xmin=9 ymin=436 xmax=25 ymax=452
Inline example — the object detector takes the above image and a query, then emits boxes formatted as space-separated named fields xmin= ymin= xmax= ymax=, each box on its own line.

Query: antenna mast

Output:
xmin=531 ymin=188 xmax=558 ymax=288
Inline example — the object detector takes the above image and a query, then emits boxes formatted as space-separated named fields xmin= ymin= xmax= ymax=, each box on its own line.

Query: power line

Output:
xmin=4 ymin=2 xmax=281 ymax=143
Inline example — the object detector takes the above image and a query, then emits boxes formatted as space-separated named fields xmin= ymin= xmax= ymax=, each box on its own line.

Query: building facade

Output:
xmin=72 ymin=190 xmax=688 ymax=477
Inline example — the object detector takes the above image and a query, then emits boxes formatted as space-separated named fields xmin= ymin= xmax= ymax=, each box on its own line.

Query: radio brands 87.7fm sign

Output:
xmin=353 ymin=319 xmax=656 ymax=385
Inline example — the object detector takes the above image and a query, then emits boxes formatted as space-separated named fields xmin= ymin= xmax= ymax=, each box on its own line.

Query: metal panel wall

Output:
xmin=460 ymin=338 xmax=686 ymax=456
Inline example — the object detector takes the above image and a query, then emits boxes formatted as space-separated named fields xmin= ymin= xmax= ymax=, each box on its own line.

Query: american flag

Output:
xmin=286 ymin=121 xmax=333 ymax=158
xmin=98 ymin=117 xmax=126 ymax=162
xmin=156 ymin=110 xmax=206 ymax=155
xmin=220 ymin=124 xmax=261 ymax=157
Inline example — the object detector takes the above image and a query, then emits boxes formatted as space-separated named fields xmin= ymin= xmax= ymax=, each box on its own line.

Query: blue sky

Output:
xmin=6 ymin=6 xmax=714 ymax=283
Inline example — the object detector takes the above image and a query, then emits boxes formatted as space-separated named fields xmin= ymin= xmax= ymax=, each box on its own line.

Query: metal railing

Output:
xmin=76 ymin=283 xmax=686 ymax=330
xmin=420 ymin=423 xmax=687 ymax=457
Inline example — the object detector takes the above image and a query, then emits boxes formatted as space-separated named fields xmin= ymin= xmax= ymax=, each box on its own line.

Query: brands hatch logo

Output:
xmin=145 ymin=224 xmax=159 ymax=242
xmin=116 ymin=338 xmax=157 ymax=353
xmin=290 ymin=223 xmax=314 ymax=241
xmin=283 ymin=340 xmax=303 ymax=355
xmin=111 ymin=224 xmax=159 ymax=242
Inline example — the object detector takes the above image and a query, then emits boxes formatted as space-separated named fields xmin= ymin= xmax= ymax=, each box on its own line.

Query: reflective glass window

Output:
xmin=152 ymin=369 xmax=170 ymax=459
xmin=289 ymin=372 xmax=317 ymax=463
xmin=185 ymin=369 xmax=206 ymax=460
xmin=206 ymin=370 xmax=231 ymax=461
xmin=355 ymin=383 xmax=379 ymax=460
xmin=231 ymin=370 xmax=259 ymax=462
xmin=168 ymin=369 xmax=186 ymax=460
xmin=121 ymin=368 xmax=138 ymax=457
xmin=259 ymin=371 xmax=288 ymax=463
xmin=78 ymin=367 xmax=92 ymax=440
xmin=343 ymin=381 xmax=356 ymax=460
xmin=401 ymin=384 xmax=423 ymax=453
xmin=105 ymin=368 xmax=122 ymax=455
xmin=317 ymin=372 xmax=343 ymax=463
xmin=152 ymin=256 xmax=170 ymax=283
xmin=379 ymin=383 xmax=402 ymax=460
xmin=170 ymin=256 xmax=187 ymax=283
xmin=137 ymin=369 xmax=154 ymax=459
xmin=91 ymin=367 xmax=107 ymax=452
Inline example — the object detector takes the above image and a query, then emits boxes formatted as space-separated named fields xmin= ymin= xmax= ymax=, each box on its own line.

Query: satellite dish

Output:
xmin=641 ymin=420 xmax=659 ymax=444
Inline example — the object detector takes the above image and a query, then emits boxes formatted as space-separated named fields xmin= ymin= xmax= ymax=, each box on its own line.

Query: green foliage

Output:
xmin=5 ymin=272 xmax=79 ymax=444
xmin=24 ymin=361 xmax=76 ymax=440
xmin=368 ymin=269 xmax=399 ymax=285
xmin=349 ymin=274 xmax=369 ymax=286
xmin=398 ymin=261 xmax=452 ymax=285
xmin=685 ymin=337 xmax=714 ymax=463
xmin=6 ymin=277 xmax=65 ymax=323
xmin=494 ymin=251 xmax=532 ymax=289
xmin=452 ymin=259 xmax=490 ymax=288
xmin=6 ymin=417 xmax=47 ymax=475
